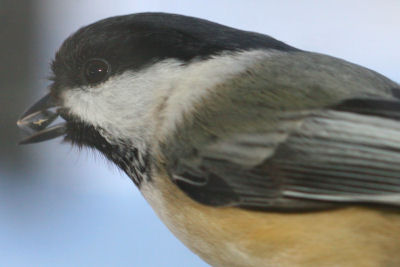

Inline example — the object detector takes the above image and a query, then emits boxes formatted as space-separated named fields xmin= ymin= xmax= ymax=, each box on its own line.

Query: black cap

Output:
xmin=51 ymin=12 xmax=298 ymax=91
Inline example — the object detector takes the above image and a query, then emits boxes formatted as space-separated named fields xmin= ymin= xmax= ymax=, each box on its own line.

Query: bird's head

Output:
xmin=17 ymin=12 xmax=295 ymax=185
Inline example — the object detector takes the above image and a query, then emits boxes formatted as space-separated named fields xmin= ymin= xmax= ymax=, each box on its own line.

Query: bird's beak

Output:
xmin=17 ymin=93 xmax=66 ymax=145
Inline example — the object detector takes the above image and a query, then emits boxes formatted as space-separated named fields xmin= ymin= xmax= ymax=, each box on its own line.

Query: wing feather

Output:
xmin=169 ymin=101 xmax=400 ymax=210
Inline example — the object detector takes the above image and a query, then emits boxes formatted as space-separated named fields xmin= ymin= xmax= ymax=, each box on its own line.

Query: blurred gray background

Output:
xmin=1 ymin=0 xmax=399 ymax=266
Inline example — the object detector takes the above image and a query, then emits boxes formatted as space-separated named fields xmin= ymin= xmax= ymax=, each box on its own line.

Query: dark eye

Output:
xmin=84 ymin=58 xmax=110 ymax=84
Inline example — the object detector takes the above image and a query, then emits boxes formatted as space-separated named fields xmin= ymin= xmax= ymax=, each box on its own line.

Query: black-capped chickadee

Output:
xmin=17 ymin=13 xmax=400 ymax=267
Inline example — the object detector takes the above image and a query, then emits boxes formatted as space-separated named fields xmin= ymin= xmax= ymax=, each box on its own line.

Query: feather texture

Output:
xmin=158 ymin=50 xmax=400 ymax=211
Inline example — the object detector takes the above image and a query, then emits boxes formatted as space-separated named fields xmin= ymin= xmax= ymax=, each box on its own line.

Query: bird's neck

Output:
xmin=65 ymin=119 xmax=150 ymax=187
xmin=97 ymin=131 xmax=150 ymax=187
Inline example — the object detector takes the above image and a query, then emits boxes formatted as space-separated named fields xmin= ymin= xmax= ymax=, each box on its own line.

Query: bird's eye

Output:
xmin=84 ymin=59 xmax=111 ymax=85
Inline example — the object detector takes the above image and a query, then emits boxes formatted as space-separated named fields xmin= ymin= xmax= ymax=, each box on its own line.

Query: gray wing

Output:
xmin=168 ymin=99 xmax=400 ymax=210
xmin=160 ymin=51 xmax=400 ymax=211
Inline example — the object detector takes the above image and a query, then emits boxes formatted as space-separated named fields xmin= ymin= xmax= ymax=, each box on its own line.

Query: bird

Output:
xmin=17 ymin=12 xmax=400 ymax=267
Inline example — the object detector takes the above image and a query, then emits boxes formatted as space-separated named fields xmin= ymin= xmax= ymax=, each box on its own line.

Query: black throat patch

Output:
xmin=63 ymin=118 xmax=149 ymax=187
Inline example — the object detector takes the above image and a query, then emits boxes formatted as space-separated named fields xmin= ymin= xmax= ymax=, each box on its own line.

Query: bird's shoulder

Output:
xmin=153 ymin=49 xmax=400 ymax=210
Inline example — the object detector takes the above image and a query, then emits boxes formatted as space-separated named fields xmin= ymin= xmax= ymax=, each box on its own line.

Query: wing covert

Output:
xmin=168 ymin=101 xmax=400 ymax=210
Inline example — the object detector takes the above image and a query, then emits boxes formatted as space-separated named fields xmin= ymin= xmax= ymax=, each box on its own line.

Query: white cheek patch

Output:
xmin=62 ymin=60 xmax=183 ymax=146
xmin=62 ymin=50 xmax=275 ymax=148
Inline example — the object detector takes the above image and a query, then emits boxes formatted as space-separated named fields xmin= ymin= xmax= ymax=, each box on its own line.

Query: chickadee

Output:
xmin=17 ymin=12 xmax=400 ymax=267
